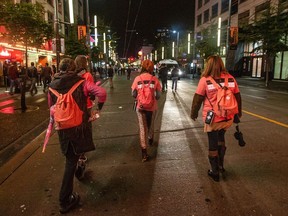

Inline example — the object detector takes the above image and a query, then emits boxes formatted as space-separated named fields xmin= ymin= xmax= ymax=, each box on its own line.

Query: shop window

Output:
xmin=211 ymin=3 xmax=218 ymax=19
xmin=204 ymin=9 xmax=209 ymax=23
xmin=197 ymin=14 xmax=202 ymax=27
xmin=274 ymin=52 xmax=281 ymax=79
xmin=282 ymin=52 xmax=288 ymax=80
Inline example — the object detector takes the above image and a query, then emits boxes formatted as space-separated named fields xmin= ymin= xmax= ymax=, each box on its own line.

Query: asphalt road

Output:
xmin=0 ymin=73 xmax=287 ymax=215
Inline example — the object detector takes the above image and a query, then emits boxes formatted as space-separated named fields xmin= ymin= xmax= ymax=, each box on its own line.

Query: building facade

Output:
xmin=0 ymin=0 xmax=85 ymax=76
xmin=194 ymin=0 xmax=288 ymax=80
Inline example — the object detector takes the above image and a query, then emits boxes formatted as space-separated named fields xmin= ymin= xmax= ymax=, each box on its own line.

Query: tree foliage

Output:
xmin=239 ymin=2 xmax=288 ymax=58
xmin=64 ymin=25 xmax=88 ymax=59
xmin=195 ymin=25 xmax=219 ymax=59
xmin=0 ymin=2 xmax=53 ymax=50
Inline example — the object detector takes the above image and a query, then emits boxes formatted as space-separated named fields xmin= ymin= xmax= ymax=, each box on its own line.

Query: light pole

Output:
xmin=86 ymin=0 xmax=91 ymax=71
xmin=173 ymin=30 xmax=179 ymax=59
xmin=53 ymin=0 xmax=60 ymax=72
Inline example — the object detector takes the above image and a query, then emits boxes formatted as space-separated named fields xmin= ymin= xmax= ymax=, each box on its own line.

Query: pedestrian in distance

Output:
xmin=158 ymin=64 xmax=168 ymax=92
xmin=131 ymin=59 xmax=161 ymax=162
xmin=171 ymin=66 xmax=179 ymax=92
xmin=37 ymin=64 xmax=43 ymax=86
xmin=107 ymin=64 xmax=114 ymax=88
xmin=27 ymin=62 xmax=38 ymax=96
xmin=8 ymin=62 xmax=19 ymax=95
xmin=42 ymin=63 xmax=52 ymax=92
xmin=48 ymin=58 xmax=107 ymax=214
xmin=127 ymin=65 xmax=132 ymax=80
xmin=190 ymin=55 xmax=242 ymax=182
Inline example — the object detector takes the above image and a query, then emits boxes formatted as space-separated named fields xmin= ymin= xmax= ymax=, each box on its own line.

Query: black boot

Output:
xmin=142 ymin=149 xmax=149 ymax=162
xmin=208 ymin=156 xmax=219 ymax=182
xmin=218 ymin=146 xmax=226 ymax=173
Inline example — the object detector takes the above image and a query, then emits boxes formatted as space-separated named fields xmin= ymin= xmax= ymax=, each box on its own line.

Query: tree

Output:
xmin=64 ymin=25 xmax=88 ymax=59
xmin=239 ymin=1 xmax=288 ymax=86
xmin=0 ymin=1 xmax=54 ymax=111
xmin=195 ymin=25 xmax=219 ymax=60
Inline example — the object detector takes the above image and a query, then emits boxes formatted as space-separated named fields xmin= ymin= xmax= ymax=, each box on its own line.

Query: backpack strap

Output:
xmin=208 ymin=76 xmax=221 ymax=90
xmin=139 ymin=75 xmax=153 ymax=86
xmin=48 ymin=87 xmax=60 ymax=97
xmin=67 ymin=79 xmax=84 ymax=94
xmin=48 ymin=79 xmax=84 ymax=97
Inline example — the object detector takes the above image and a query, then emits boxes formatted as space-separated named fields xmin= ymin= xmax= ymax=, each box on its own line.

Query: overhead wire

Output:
xmin=124 ymin=0 xmax=143 ymax=58
xmin=123 ymin=0 xmax=132 ymax=58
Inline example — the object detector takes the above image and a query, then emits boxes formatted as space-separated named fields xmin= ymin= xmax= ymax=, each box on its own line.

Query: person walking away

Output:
xmin=52 ymin=65 xmax=57 ymax=77
xmin=107 ymin=64 xmax=114 ymax=88
xmin=3 ymin=61 xmax=10 ymax=88
xmin=74 ymin=55 xmax=102 ymax=179
xmin=127 ymin=65 xmax=132 ymax=80
xmin=8 ymin=62 xmax=19 ymax=95
xmin=190 ymin=55 xmax=242 ymax=182
xmin=27 ymin=62 xmax=38 ymax=96
xmin=48 ymin=58 xmax=106 ymax=214
xmin=159 ymin=64 xmax=168 ymax=92
xmin=171 ymin=66 xmax=179 ymax=91
xmin=37 ymin=64 xmax=43 ymax=86
xmin=42 ymin=63 xmax=52 ymax=92
xmin=131 ymin=59 xmax=161 ymax=162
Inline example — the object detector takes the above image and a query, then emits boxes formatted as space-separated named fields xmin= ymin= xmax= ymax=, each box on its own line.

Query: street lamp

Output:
xmin=217 ymin=17 xmax=222 ymax=54
xmin=187 ymin=33 xmax=191 ymax=55
xmin=173 ymin=30 xmax=179 ymax=59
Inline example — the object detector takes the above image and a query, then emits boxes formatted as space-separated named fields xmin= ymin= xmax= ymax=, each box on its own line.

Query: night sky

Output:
xmin=89 ymin=0 xmax=195 ymax=58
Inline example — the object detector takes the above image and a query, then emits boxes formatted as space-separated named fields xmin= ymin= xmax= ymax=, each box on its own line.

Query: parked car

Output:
xmin=158 ymin=59 xmax=185 ymax=80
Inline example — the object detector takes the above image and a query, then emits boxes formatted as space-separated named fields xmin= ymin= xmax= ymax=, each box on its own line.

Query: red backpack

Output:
xmin=209 ymin=76 xmax=238 ymax=118
xmin=49 ymin=80 xmax=84 ymax=130
xmin=137 ymin=76 xmax=154 ymax=110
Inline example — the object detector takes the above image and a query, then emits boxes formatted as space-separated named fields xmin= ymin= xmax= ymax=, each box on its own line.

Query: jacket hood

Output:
xmin=49 ymin=71 xmax=83 ymax=91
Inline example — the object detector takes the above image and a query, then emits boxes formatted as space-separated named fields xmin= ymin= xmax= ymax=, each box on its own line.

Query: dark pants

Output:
xmin=59 ymin=144 xmax=80 ymax=206
xmin=207 ymin=129 xmax=225 ymax=152
xmin=161 ymin=78 xmax=167 ymax=91
xmin=43 ymin=76 xmax=51 ymax=91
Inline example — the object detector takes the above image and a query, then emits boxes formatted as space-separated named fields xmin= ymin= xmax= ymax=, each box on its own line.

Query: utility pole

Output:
xmin=86 ymin=0 xmax=91 ymax=71
xmin=54 ymin=0 xmax=60 ymax=72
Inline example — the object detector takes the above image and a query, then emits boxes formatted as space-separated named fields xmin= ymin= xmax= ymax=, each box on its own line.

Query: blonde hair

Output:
xmin=201 ymin=55 xmax=228 ymax=78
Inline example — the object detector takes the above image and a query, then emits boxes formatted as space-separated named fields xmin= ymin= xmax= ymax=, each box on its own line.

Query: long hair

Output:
xmin=201 ymin=55 xmax=228 ymax=78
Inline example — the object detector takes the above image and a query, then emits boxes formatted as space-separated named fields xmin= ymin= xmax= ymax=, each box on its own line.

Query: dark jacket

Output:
xmin=48 ymin=72 xmax=94 ymax=155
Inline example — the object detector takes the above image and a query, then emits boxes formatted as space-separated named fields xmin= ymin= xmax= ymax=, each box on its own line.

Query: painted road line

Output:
xmin=243 ymin=110 xmax=288 ymax=128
